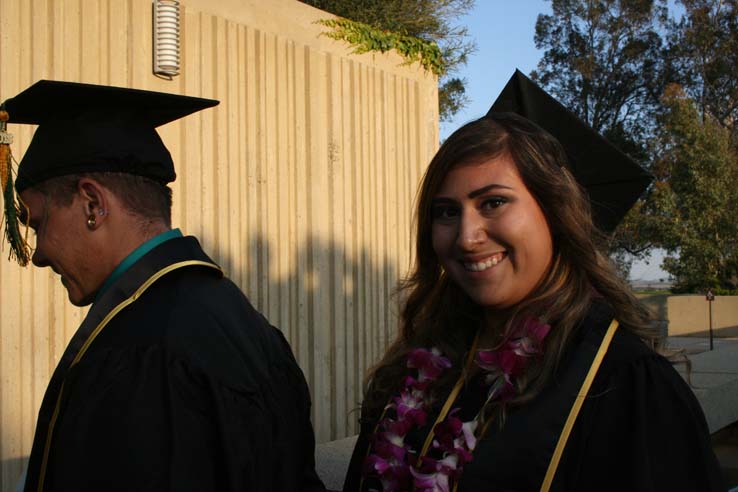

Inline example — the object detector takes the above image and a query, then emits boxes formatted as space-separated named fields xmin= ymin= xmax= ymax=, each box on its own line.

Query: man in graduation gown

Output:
xmin=0 ymin=81 xmax=326 ymax=492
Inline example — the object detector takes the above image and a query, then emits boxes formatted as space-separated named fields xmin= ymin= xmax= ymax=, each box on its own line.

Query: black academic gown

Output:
xmin=24 ymin=236 xmax=326 ymax=492
xmin=343 ymin=302 xmax=726 ymax=492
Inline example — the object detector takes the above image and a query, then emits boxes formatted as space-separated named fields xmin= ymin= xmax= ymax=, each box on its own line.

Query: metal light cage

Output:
xmin=153 ymin=0 xmax=180 ymax=78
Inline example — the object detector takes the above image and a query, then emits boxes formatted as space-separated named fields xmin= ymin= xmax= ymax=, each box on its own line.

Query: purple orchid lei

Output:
xmin=475 ymin=317 xmax=551 ymax=405
xmin=362 ymin=317 xmax=550 ymax=492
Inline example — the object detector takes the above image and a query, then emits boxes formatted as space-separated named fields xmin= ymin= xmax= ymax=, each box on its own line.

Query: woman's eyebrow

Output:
xmin=468 ymin=183 xmax=513 ymax=199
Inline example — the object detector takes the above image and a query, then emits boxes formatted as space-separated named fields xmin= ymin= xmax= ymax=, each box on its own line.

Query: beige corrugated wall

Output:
xmin=0 ymin=0 xmax=439 ymax=488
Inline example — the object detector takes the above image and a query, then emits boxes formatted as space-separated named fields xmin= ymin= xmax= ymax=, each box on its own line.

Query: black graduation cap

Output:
xmin=486 ymin=70 xmax=652 ymax=233
xmin=2 ymin=80 xmax=219 ymax=192
xmin=0 ymin=80 xmax=218 ymax=264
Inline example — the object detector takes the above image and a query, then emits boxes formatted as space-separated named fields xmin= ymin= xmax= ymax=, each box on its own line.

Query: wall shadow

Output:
xmin=675 ymin=326 xmax=738 ymax=338
xmin=209 ymin=230 xmax=406 ymax=443
xmin=638 ymin=294 xmax=669 ymax=321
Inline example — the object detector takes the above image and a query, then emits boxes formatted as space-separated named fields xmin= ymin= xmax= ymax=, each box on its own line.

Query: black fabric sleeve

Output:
xmin=555 ymin=353 xmax=727 ymax=492
xmin=46 ymin=297 xmax=326 ymax=492
xmin=341 ymin=414 xmax=375 ymax=492
xmin=47 ymin=345 xmax=272 ymax=492
xmin=48 ymin=344 xmax=326 ymax=492
xmin=270 ymin=327 xmax=327 ymax=492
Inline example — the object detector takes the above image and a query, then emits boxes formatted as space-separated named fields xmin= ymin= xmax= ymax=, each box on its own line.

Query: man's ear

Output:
xmin=77 ymin=178 xmax=111 ymax=229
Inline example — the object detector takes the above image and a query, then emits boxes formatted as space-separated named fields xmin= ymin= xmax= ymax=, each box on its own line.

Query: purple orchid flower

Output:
xmin=411 ymin=454 xmax=461 ymax=492
xmin=380 ymin=464 xmax=412 ymax=492
xmin=407 ymin=348 xmax=452 ymax=382
xmin=394 ymin=387 xmax=429 ymax=426
xmin=374 ymin=437 xmax=408 ymax=461
xmin=460 ymin=420 xmax=478 ymax=452
xmin=363 ymin=454 xmax=392 ymax=475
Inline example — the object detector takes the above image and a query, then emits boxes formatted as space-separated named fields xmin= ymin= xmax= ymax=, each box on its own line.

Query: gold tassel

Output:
xmin=0 ymin=108 xmax=31 ymax=266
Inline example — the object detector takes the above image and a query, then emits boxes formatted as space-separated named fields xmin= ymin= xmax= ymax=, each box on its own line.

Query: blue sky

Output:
xmin=440 ymin=0 xmax=552 ymax=139
xmin=442 ymin=1 xmax=669 ymax=281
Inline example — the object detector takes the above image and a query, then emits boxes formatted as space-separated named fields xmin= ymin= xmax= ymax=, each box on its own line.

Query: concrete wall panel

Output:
xmin=667 ymin=296 xmax=738 ymax=337
xmin=639 ymin=294 xmax=738 ymax=337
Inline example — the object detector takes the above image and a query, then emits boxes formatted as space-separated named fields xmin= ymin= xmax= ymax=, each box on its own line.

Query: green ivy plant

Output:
xmin=316 ymin=18 xmax=445 ymax=76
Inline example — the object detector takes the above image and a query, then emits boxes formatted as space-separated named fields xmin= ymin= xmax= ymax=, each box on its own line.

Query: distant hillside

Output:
xmin=630 ymin=279 xmax=674 ymax=292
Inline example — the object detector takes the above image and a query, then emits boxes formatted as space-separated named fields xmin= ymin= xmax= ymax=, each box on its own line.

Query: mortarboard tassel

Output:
xmin=0 ymin=107 xmax=31 ymax=266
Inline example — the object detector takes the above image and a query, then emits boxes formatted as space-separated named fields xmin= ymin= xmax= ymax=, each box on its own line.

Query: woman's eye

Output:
xmin=431 ymin=205 xmax=460 ymax=221
xmin=481 ymin=197 xmax=507 ymax=210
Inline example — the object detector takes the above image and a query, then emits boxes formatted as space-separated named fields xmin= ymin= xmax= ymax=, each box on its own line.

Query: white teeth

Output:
xmin=463 ymin=254 xmax=504 ymax=272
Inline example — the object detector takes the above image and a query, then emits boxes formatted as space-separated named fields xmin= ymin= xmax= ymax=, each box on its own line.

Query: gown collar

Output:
xmin=95 ymin=228 xmax=183 ymax=302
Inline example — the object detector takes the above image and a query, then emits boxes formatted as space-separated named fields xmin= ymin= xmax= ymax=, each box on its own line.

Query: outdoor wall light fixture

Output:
xmin=152 ymin=0 xmax=180 ymax=79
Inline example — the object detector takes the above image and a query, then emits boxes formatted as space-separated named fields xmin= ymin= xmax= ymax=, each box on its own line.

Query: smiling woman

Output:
xmin=430 ymin=154 xmax=553 ymax=310
xmin=341 ymin=73 xmax=725 ymax=492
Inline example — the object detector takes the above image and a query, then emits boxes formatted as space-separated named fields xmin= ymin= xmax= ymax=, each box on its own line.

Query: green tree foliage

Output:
xmin=651 ymin=85 xmax=738 ymax=291
xmin=316 ymin=18 xmax=445 ymax=75
xmin=532 ymin=0 xmax=668 ymax=275
xmin=665 ymin=0 xmax=738 ymax=131
xmin=300 ymin=0 xmax=475 ymax=121
xmin=534 ymin=0 xmax=738 ymax=290
xmin=532 ymin=0 xmax=666 ymax=147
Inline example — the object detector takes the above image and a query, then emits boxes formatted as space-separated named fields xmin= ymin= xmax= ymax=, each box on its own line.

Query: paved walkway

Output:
xmin=667 ymin=336 xmax=738 ymax=356
xmin=669 ymin=337 xmax=738 ymax=433
xmin=315 ymin=436 xmax=356 ymax=491
xmin=668 ymin=337 xmax=738 ymax=489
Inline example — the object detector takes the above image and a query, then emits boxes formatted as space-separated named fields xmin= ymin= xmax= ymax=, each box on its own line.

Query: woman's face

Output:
xmin=430 ymin=154 xmax=554 ymax=309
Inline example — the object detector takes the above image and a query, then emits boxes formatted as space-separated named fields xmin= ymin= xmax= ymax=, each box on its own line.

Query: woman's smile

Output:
xmin=461 ymin=251 xmax=508 ymax=272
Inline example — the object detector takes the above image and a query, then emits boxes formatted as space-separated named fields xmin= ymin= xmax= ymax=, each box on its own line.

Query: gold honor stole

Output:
xmin=540 ymin=319 xmax=618 ymax=490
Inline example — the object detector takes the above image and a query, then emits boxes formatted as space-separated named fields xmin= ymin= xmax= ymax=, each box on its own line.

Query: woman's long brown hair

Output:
xmin=361 ymin=114 xmax=658 ymax=425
